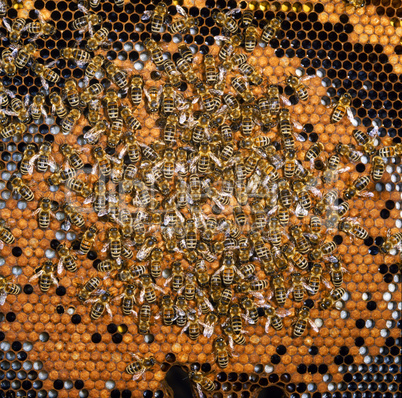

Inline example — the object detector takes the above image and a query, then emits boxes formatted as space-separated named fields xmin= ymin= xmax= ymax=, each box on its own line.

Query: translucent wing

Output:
xmin=309 ymin=318 xmax=319 ymax=333
xmin=57 ymin=258 xmax=64 ymax=275
xmin=0 ymin=290 xmax=7 ymax=306
xmin=176 ymin=5 xmax=187 ymax=16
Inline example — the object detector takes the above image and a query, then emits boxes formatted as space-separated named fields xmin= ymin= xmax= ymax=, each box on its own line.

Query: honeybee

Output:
xmin=115 ymin=283 xmax=137 ymax=316
xmin=59 ymin=143 xmax=84 ymax=171
xmin=285 ymin=73 xmax=313 ymax=101
xmin=126 ymin=355 xmax=156 ymax=380
xmin=288 ymin=272 xmax=314 ymax=302
xmin=33 ymin=197 xmax=55 ymax=229
xmin=163 ymin=261 xmax=184 ymax=292
xmin=213 ymin=337 xmax=231 ymax=369
xmin=28 ymin=94 xmax=47 ymax=122
xmin=143 ymin=37 xmax=164 ymax=68
xmin=62 ymin=80 xmax=80 ymax=109
xmin=30 ymin=61 xmax=60 ymax=91
xmin=330 ymin=93 xmax=355 ymax=124
xmin=222 ymin=324 xmax=246 ymax=347
xmin=138 ymin=303 xmax=151 ymax=334
xmin=144 ymin=86 xmax=162 ymax=113
xmin=29 ymin=260 xmax=58 ymax=292
xmin=61 ymin=109 xmax=81 ymax=135
xmin=289 ymin=225 xmax=312 ymax=255
xmin=244 ymin=25 xmax=258 ymax=53
xmin=160 ymin=294 xmax=176 ymax=326
xmin=176 ymin=57 xmax=199 ymax=86
xmin=343 ymin=175 xmax=372 ymax=200
xmin=91 ymin=146 xmax=111 ymax=177
xmin=213 ymin=9 xmax=239 ymax=34
xmin=215 ymin=33 xmax=243 ymax=61
xmin=378 ymin=143 xmax=402 ymax=158
xmin=319 ymin=287 xmax=346 ymax=310
xmin=86 ymin=27 xmax=109 ymax=52
xmin=76 ymin=276 xmax=101 ymax=303
xmin=0 ymin=121 xmax=26 ymax=139
xmin=130 ymin=75 xmax=143 ymax=108
xmin=8 ymin=96 xmax=30 ymax=123
xmin=13 ymin=42 xmax=36 ymax=70
xmin=71 ymin=4 xmax=103 ymax=35
xmin=327 ymin=258 xmax=347 ymax=288
xmin=49 ymin=92 xmax=68 ymax=118
xmin=61 ymin=47 xmax=91 ymax=65
xmin=84 ymin=54 xmax=104 ymax=83
xmin=231 ymin=76 xmax=255 ymax=103
xmin=19 ymin=144 xmax=37 ymax=175
xmin=9 ymin=175 xmax=34 ymax=202
xmin=1 ymin=48 xmax=16 ymax=76
xmin=261 ymin=17 xmax=282 ymax=44
xmin=240 ymin=296 xmax=259 ymax=324
xmin=62 ymin=203 xmax=85 ymax=230
xmin=181 ymin=310 xmax=206 ymax=340
xmin=56 ymin=244 xmax=77 ymax=274
xmin=79 ymin=225 xmax=98 ymax=255
xmin=352 ymin=127 xmax=378 ymax=156
xmin=293 ymin=305 xmax=319 ymax=337
xmin=87 ymin=291 xmax=114 ymax=320
xmin=345 ymin=0 xmax=365 ymax=8
xmin=169 ymin=5 xmax=198 ymax=34
xmin=23 ymin=11 xmax=55 ymax=40
xmin=371 ymin=156 xmax=385 ymax=181
xmin=270 ymin=274 xmax=287 ymax=306
xmin=139 ymin=274 xmax=163 ymax=304
xmin=105 ymin=61 xmax=128 ymax=90
xmin=102 ymin=227 xmax=122 ymax=261
xmin=141 ymin=2 xmax=167 ymax=33
xmin=338 ymin=219 xmax=369 ymax=240
xmin=264 ymin=306 xmax=291 ymax=332
xmin=381 ymin=231 xmax=402 ymax=254
xmin=0 ymin=275 xmax=21 ymax=305
xmin=149 ymin=247 xmax=163 ymax=278
xmin=3 ymin=17 xmax=26 ymax=44
xmin=0 ymin=219 xmax=15 ymax=249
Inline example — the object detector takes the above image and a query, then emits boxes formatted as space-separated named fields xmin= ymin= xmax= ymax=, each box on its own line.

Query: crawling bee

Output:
xmin=381 ymin=231 xmax=402 ymax=254
xmin=9 ymin=175 xmax=34 ymax=202
xmin=29 ymin=94 xmax=47 ymax=121
xmin=86 ymin=27 xmax=109 ymax=52
xmin=23 ymin=11 xmax=55 ymax=40
xmin=14 ymin=42 xmax=36 ymax=70
xmin=63 ymin=79 xmax=80 ymax=108
xmin=49 ymin=92 xmax=68 ymax=118
xmin=57 ymin=244 xmax=77 ymax=274
xmin=126 ymin=355 xmax=156 ymax=380
xmin=189 ymin=371 xmax=215 ymax=394
xmin=0 ymin=275 xmax=21 ymax=305
xmin=1 ymin=48 xmax=16 ymax=76
xmin=264 ymin=306 xmax=292 ymax=332
xmin=62 ymin=203 xmax=85 ymax=230
xmin=213 ymin=337 xmax=231 ymax=369
xmin=330 ymin=93 xmax=355 ymax=124
xmin=338 ymin=219 xmax=369 ymax=240
xmin=144 ymin=86 xmax=162 ymax=113
xmin=371 ymin=156 xmax=385 ymax=181
xmin=143 ymin=37 xmax=164 ymax=68
xmin=244 ymin=25 xmax=258 ymax=53
xmin=84 ymin=54 xmax=104 ymax=83
xmin=141 ymin=2 xmax=167 ymax=33
xmin=29 ymin=260 xmax=58 ymax=292
xmin=293 ymin=305 xmax=319 ymax=337
xmin=9 ymin=96 xmax=30 ymax=123
xmin=0 ymin=219 xmax=15 ymax=249
xmin=319 ymin=287 xmax=346 ymax=310
xmin=76 ymin=276 xmax=101 ymax=303
xmin=115 ymin=283 xmax=137 ymax=316
xmin=130 ymin=75 xmax=143 ymax=108
xmin=169 ymin=5 xmax=198 ymax=34
xmin=285 ymin=73 xmax=313 ymax=101
xmin=104 ymin=61 xmax=128 ymax=90
xmin=79 ymin=225 xmax=98 ymax=255
xmin=213 ymin=9 xmax=239 ymax=34
xmin=71 ymin=4 xmax=103 ymax=35
xmin=3 ymin=17 xmax=26 ymax=44
xmin=87 ymin=291 xmax=114 ymax=320
xmin=33 ymin=197 xmax=55 ymax=229
xmin=61 ymin=109 xmax=81 ymax=135
xmin=215 ymin=33 xmax=243 ymax=61
xmin=261 ymin=17 xmax=282 ymax=44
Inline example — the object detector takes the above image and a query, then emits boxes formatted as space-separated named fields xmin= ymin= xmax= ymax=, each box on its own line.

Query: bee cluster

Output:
xmin=0 ymin=0 xmax=401 ymax=394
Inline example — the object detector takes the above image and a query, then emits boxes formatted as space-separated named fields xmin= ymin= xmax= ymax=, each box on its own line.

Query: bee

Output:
xmin=319 ymin=287 xmax=346 ymax=310
xmin=136 ymin=236 xmax=158 ymax=262
xmin=216 ymin=33 xmax=243 ymax=61
xmin=346 ymin=0 xmax=365 ymax=8
xmin=9 ymin=175 xmax=34 ymax=202
xmin=240 ymin=296 xmax=259 ymax=324
xmin=338 ymin=219 xmax=369 ymax=240
xmin=169 ymin=5 xmax=198 ymax=34
xmin=139 ymin=274 xmax=163 ymax=304
xmin=120 ymin=106 xmax=141 ymax=131
xmin=335 ymin=143 xmax=362 ymax=163
xmin=195 ymin=288 xmax=213 ymax=315
xmin=222 ymin=324 xmax=246 ymax=347
xmin=202 ymin=312 xmax=218 ymax=338
xmin=103 ymin=227 xmax=122 ymax=260
xmin=202 ymin=54 xmax=218 ymax=86
xmin=71 ymin=4 xmax=103 ymax=34
xmin=0 ymin=81 xmax=13 ymax=109
xmin=28 ymin=93 xmax=47 ymax=122
xmin=30 ymin=61 xmax=60 ymax=90
xmin=343 ymin=175 xmax=372 ymax=201
xmin=305 ymin=142 xmax=324 ymax=165
xmin=261 ymin=17 xmax=282 ymax=44
xmin=0 ymin=275 xmax=21 ymax=305
xmin=49 ymin=92 xmax=68 ymax=118
xmin=61 ymin=47 xmax=91 ymax=65
xmin=61 ymin=80 xmax=80 ymax=110
xmin=137 ymin=303 xmax=151 ymax=334
xmin=105 ymin=61 xmax=128 ymax=90
xmin=176 ymin=57 xmax=199 ymax=86
xmin=327 ymin=258 xmax=346 ymax=288
xmin=231 ymin=76 xmax=255 ymax=103
xmin=214 ymin=252 xmax=243 ymax=286
xmin=352 ymin=127 xmax=378 ymax=156
xmin=0 ymin=121 xmax=26 ymax=139
xmin=267 ymin=217 xmax=283 ymax=248
xmin=285 ymin=73 xmax=313 ymax=101
xmin=178 ymin=272 xmax=196 ymax=302
xmin=149 ymin=248 xmax=162 ymax=278
xmin=161 ymin=295 xmax=176 ymax=326
xmin=13 ymin=42 xmax=36 ymax=70
xmin=95 ymin=258 xmax=118 ymax=273
xmin=178 ymin=44 xmax=193 ymax=63
xmin=59 ymin=143 xmax=84 ymax=171
xmin=309 ymin=241 xmax=337 ymax=262
xmin=79 ymin=225 xmax=98 ymax=255
xmin=130 ymin=75 xmax=143 ymax=108
xmin=19 ymin=144 xmax=37 ymax=175
xmin=293 ymin=305 xmax=319 ymax=337
xmin=264 ymin=306 xmax=291 ymax=332
xmin=270 ymin=274 xmax=287 ymax=306
xmin=84 ymin=54 xmax=104 ymax=83
xmin=65 ymin=177 xmax=91 ymax=198
xmin=33 ymin=197 xmax=55 ymax=229
xmin=29 ymin=260 xmax=58 ymax=292
xmin=174 ymin=294 xmax=188 ymax=328
xmin=0 ymin=219 xmax=14 ymax=249
xmin=242 ymin=9 xmax=255 ymax=26
xmin=289 ymin=226 xmax=311 ymax=255
xmin=86 ymin=27 xmax=109 ymax=52
xmin=228 ymin=303 xmax=244 ymax=335
xmin=213 ymin=337 xmax=230 ymax=369
xmin=9 ymin=96 xmax=30 ymax=124
xmin=162 ymin=59 xmax=181 ymax=88
xmin=213 ymin=9 xmax=239 ymax=34
xmin=76 ymin=276 xmax=101 ymax=303
xmin=238 ymin=63 xmax=263 ymax=86
xmin=189 ymin=371 xmax=215 ymax=395
xmin=1 ymin=48 xmax=16 ymax=76
xmin=3 ymin=17 xmax=26 ymax=44
xmin=244 ymin=25 xmax=258 ymax=53
xmin=371 ymin=156 xmax=385 ymax=181
xmin=280 ymin=244 xmax=307 ymax=270
xmin=330 ymin=93 xmax=355 ymax=124
xmin=56 ymin=244 xmax=77 ymax=274
xmin=141 ymin=2 xmax=167 ymax=33
xmin=60 ymin=109 xmax=81 ymax=135
xmin=288 ymin=272 xmax=313 ymax=302
xmin=87 ymin=291 xmax=113 ymax=320
xmin=32 ymin=141 xmax=56 ymax=173
xmin=381 ymin=231 xmax=402 ymax=254
xmin=181 ymin=310 xmax=205 ymax=340
xmin=116 ymin=283 xmax=137 ymax=316
xmin=144 ymin=86 xmax=162 ymax=113
xmin=378 ymin=143 xmax=402 ymax=158
xmin=164 ymin=261 xmax=184 ymax=292
xmin=143 ymin=37 xmax=164 ymax=68
xmin=62 ymin=203 xmax=85 ymax=230
xmin=91 ymin=146 xmax=111 ymax=177
xmin=24 ymin=11 xmax=55 ymax=40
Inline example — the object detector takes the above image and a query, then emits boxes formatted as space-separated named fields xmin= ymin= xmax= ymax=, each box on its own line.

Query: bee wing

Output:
xmin=57 ymin=258 xmax=64 ymax=275
xmin=176 ymin=5 xmax=187 ymax=16
xmin=62 ymin=219 xmax=71 ymax=231
xmin=195 ymin=383 xmax=204 ymax=398
xmin=141 ymin=10 xmax=153 ymax=21
xmin=105 ymin=303 xmax=113 ymax=319
xmin=357 ymin=191 xmax=374 ymax=198
xmin=347 ymin=107 xmax=357 ymax=126
xmin=84 ymin=126 xmax=102 ymax=142
xmin=264 ymin=317 xmax=271 ymax=333
xmin=280 ymin=95 xmax=291 ymax=107
xmin=226 ymin=8 xmax=241 ymax=15
xmin=0 ymin=241 xmax=3 ymax=250
xmin=209 ymin=152 xmax=222 ymax=168
xmin=51 ymin=275 xmax=59 ymax=286
xmin=29 ymin=270 xmax=44 ymax=282
xmin=83 ymin=194 xmax=94 ymax=204
xmin=303 ymin=282 xmax=315 ymax=293
xmin=309 ymin=318 xmax=320 ymax=333
xmin=2 ymin=18 xmax=11 ymax=32
xmin=277 ymin=307 xmax=293 ymax=317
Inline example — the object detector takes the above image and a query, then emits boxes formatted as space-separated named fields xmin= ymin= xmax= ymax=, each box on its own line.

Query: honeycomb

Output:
xmin=0 ymin=0 xmax=401 ymax=398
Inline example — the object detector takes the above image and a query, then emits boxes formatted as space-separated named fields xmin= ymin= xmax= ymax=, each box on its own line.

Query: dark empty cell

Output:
xmin=17 ymin=352 xmax=27 ymax=361
xmin=368 ymin=246 xmax=379 ymax=255
xmin=23 ymin=380 xmax=32 ymax=389
xmin=71 ymin=314 xmax=81 ymax=324
xmin=333 ymin=235 xmax=343 ymax=245
xmin=74 ymin=380 xmax=84 ymax=390
xmin=308 ymin=31 xmax=317 ymax=40
xmin=270 ymin=39 xmax=280 ymax=49
xmin=301 ymin=58 xmax=310 ymax=68
xmin=11 ymin=342 xmax=21 ymax=352
xmin=275 ymin=48 xmax=285 ymax=58
xmin=107 ymin=324 xmax=118 ymax=334
xmin=380 ymin=209 xmax=390 ymax=219
xmin=23 ymin=285 xmax=33 ymax=295
xmin=56 ymin=305 xmax=64 ymax=314
xmin=11 ymin=246 xmax=22 ymax=257
xmin=297 ymin=364 xmax=307 ymax=374
xmin=6 ymin=312 xmax=16 ymax=322
xmin=389 ymin=264 xmax=399 ymax=274
xmin=112 ymin=333 xmax=123 ymax=344
xmin=334 ymin=356 xmax=343 ymax=365
xmin=297 ymin=383 xmax=307 ymax=393
xmin=55 ymin=286 xmax=66 ymax=297
xmin=308 ymin=365 xmax=318 ymax=374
